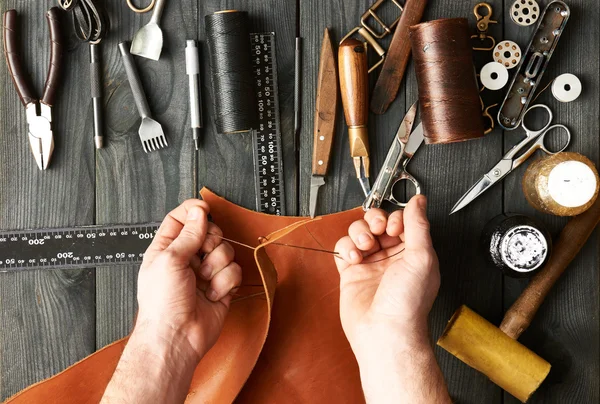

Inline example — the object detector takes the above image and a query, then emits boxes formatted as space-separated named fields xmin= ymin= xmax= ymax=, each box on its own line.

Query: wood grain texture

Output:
xmin=196 ymin=0 xmax=297 ymax=215
xmin=406 ymin=1 xmax=506 ymax=402
xmin=502 ymin=1 xmax=600 ymax=402
xmin=0 ymin=0 xmax=597 ymax=402
xmin=94 ymin=0 xmax=198 ymax=349
xmin=312 ymin=28 xmax=338 ymax=176
xmin=0 ymin=0 xmax=95 ymax=399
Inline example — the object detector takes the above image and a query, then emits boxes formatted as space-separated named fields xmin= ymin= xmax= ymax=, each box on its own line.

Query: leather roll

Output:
xmin=409 ymin=18 xmax=484 ymax=144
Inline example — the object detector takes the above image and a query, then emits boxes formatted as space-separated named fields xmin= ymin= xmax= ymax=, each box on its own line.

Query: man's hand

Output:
xmin=335 ymin=195 xmax=450 ymax=404
xmin=102 ymin=199 xmax=241 ymax=404
xmin=136 ymin=199 xmax=241 ymax=359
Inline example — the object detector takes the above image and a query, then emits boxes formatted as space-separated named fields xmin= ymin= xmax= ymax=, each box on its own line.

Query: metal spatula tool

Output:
xmin=119 ymin=42 xmax=168 ymax=152
xmin=130 ymin=0 xmax=166 ymax=60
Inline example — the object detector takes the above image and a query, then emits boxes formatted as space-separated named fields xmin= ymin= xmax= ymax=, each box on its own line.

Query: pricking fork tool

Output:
xmin=3 ymin=8 xmax=65 ymax=170
xmin=451 ymin=104 xmax=571 ymax=214
xmin=118 ymin=42 xmax=168 ymax=152
xmin=363 ymin=101 xmax=424 ymax=210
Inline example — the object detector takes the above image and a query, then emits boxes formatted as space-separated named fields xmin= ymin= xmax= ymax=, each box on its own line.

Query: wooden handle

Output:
xmin=312 ymin=28 xmax=338 ymax=176
xmin=339 ymin=38 xmax=369 ymax=158
xmin=339 ymin=38 xmax=368 ymax=130
xmin=500 ymin=196 xmax=600 ymax=339
xmin=371 ymin=0 xmax=429 ymax=115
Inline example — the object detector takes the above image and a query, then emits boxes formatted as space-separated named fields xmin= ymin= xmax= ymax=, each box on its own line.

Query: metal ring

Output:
xmin=126 ymin=0 xmax=155 ymax=13
xmin=521 ymin=104 xmax=552 ymax=135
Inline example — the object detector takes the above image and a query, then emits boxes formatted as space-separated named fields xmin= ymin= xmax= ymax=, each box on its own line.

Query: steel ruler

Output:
xmin=250 ymin=32 xmax=286 ymax=215
xmin=0 ymin=223 xmax=159 ymax=272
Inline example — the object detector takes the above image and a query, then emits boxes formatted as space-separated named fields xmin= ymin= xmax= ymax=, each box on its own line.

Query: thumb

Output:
xmin=166 ymin=206 xmax=209 ymax=262
xmin=403 ymin=195 xmax=433 ymax=250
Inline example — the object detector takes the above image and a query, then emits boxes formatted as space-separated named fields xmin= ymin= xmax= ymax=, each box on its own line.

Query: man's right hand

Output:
xmin=334 ymin=195 xmax=450 ymax=403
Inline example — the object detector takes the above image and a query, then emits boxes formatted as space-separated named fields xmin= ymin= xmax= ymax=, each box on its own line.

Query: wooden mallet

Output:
xmin=438 ymin=197 xmax=600 ymax=402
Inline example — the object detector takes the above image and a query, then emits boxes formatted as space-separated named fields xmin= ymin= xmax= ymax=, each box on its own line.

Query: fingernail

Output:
xmin=358 ymin=232 xmax=371 ymax=245
xmin=349 ymin=250 xmax=360 ymax=261
xmin=373 ymin=217 xmax=384 ymax=226
xmin=418 ymin=196 xmax=427 ymax=211
xmin=206 ymin=288 xmax=218 ymax=301
xmin=188 ymin=206 xmax=201 ymax=220
xmin=199 ymin=264 xmax=212 ymax=279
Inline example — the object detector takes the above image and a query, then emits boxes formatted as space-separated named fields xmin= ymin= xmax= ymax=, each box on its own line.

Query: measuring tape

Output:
xmin=0 ymin=223 xmax=159 ymax=272
xmin=251 ymin=32 xmax=286 ymax=216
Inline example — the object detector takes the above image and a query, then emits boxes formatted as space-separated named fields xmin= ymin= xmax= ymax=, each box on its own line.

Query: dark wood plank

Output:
xmin=95 ymin=0 xmax=198 ymax=348
xmin=404 ymin=2 xmax=505 ymax=403
xmin=501 ymin=1 xmax=600 ymax=402
xmin=0 ymin=0 xmax=96 ymax=399
xmin=196 ymin=0 xmax=297 ymax=215
xmin=299 ymin=0 xmax=408 ymax=216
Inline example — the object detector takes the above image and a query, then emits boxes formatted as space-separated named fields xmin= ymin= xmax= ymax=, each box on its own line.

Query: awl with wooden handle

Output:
xmin=438 ymin=196 xmax=600 ymax=402
xmin=309 ymin=28 xmax=338 ymax=218
xmin=339 ymin=38 xmax=370 ymax=197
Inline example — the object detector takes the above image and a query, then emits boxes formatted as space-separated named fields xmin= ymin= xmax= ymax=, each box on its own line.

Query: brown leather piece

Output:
xmin=3 ymin=10 xmax=36 ymax=106
xmin=5 ymin=188 xmax=365 ymax=403
xmin=410 ymin=18 xmax=484 ymax=144
xmin=42 ymin=7 xmax=65 ymax=107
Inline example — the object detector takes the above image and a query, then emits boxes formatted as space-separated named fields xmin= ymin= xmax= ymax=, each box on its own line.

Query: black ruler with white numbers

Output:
xmin=250 ymin=32 xmax=286 ymax=215
xmin=0 ymin=223 xmax=160 ymax=272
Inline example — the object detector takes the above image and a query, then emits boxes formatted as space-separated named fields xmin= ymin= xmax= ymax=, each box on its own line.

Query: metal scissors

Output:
xmin=451 ymin=104 xmax=571 ymax=214
xmin=363 ymin=101 xmax=424 ymax=210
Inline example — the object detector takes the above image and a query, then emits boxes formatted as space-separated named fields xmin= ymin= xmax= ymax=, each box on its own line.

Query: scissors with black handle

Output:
xmin=364 ymin=101 xmax=424 ymax=210
xmin=451 ymin=104 xmax=571 ymax=214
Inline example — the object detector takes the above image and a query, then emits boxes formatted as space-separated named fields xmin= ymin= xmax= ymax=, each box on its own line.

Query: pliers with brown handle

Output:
xmin=3 ymin=8 xmax=64 ymax=170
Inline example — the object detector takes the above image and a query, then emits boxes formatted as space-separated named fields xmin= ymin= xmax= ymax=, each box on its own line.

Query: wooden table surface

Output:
xmin=0 ymin=0 xmax=598 ymax=402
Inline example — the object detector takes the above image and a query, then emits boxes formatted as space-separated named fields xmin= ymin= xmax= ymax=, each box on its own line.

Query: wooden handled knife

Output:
xmin=309 ymin=28 xmax=339 ymax=218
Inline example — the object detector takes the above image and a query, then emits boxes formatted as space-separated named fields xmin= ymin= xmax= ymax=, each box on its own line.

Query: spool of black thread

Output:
xmin=205 ymin=10 xmax=258 ymax=134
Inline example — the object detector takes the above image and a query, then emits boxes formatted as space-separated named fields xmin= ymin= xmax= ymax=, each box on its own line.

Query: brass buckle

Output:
xmin=342 ymin=0 xmax=405 ymax=73
xmin=361 ymin=0 xmax=404 ymax=39
xmin=471 ymin=2 xmax=497 ymax=51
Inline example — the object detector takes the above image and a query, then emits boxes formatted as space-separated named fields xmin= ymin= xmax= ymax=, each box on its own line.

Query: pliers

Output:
xmin=3 ymin=8 xmax=64 ymax=170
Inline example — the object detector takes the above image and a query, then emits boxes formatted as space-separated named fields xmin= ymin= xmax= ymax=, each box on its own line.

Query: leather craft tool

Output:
xmin=439 ymin=196 xmax=600 ymax=402
xmin=309 ymin=28 xmax=338 ymax=218
xmin=498 ymin=1 xmax=570 ymax=130
xmin=339 ymin=38 xmax=371 ymax=197
xmin=522 ymin=152 xmax=599 ymax=216
xmin=452 ymin=104 xmax=570 ymax=214
xmin=3 ymin=8 xmax=64 ymax=170
xmin=250 ymin=33 xmax=286 ymax=215
xmin=130 ymin=0 xmax=166 ymax=60
xmin=364 ymin=101 xmax=424 ymax=210
xmin=370 ymin=0 xmax=428 ymax=115
xmin=470 ymin=2 xmax=497 ymax=51
xmin=511 ymin=0 xmax=540 ymax=26
xmin=340 ymin=0 xmax=404 ymax=73
xmin=0 ymin=223 xmax=160 ymax=272
xmin=119 ymin=42 xmax=168 ymax=152
xmin=481 ymin=214 xmax=551 ymax=278
xmin=58 ymin=0 xmax=110 ymax=149
xmin=185 ymin=40 xmax=203 ymax=151
xmin=127 ymin=0 xmax=155 ymax=13
xmin=410 ymin=18 xmax=484 ymax=144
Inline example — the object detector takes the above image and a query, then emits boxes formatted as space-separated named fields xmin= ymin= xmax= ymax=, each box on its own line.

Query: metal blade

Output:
xmin=395 ymin=101 xmax=418 ymax=143
xmin=405 ymin=122 xmax=425 ymax=156
xmin=309 ymin=176 xmax=326 ymax=218
xmin=450 ymin=159 xmax=513 ymax=214
xmin=359 ymin=177 xmax=371 ymax=198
